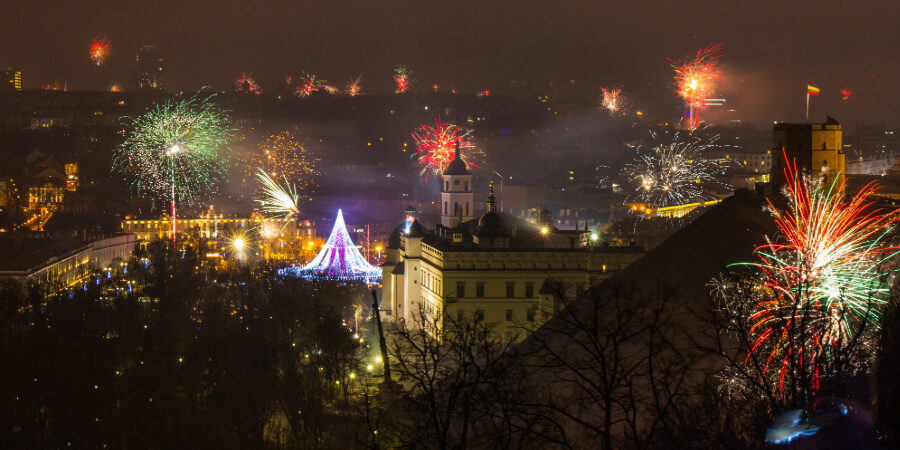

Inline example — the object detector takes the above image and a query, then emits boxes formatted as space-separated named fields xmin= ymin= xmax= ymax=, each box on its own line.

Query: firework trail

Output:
xmin=672 ymin=43 xmax=723 ymax=129
xmin=113 ymin=91 xmax=233 ymax=238
xmin=296 ymin=73 xmax=335 ymax=97
xmin=718 ymin=152 xmax=900 ymax=397
xmin=345 ymin=74 xmax=363 ymax=96
xmin=394 ymin=65 xmax=411 ymax=93
xmin=234 ymin=73 xmax=261 ymax=94
xmin=257 ymin=169 xmax=300 ymax=222
xmin=89 ymin=37 xmax=112 ymax=66
xmin=624 ymin=128 xmax=728 ymax=208
xmin=412 ymin=117 xmax=476 ymax=180
xmin=600 ymin=86 xmax=627 ymax=115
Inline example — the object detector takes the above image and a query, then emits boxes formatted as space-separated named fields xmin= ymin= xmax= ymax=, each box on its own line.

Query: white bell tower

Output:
xmin=440 ymin=141 xmax=474 ymax=228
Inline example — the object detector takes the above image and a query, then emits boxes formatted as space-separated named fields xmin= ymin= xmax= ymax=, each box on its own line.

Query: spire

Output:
xmin=455 ymin=139 xmax=461 ymax=162
xmin=486 ymin=181 xmax=497 ymax=213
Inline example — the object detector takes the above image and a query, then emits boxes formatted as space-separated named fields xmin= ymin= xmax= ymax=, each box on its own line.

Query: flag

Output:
xmin=807 ymin=85 xmax=820 ymax=96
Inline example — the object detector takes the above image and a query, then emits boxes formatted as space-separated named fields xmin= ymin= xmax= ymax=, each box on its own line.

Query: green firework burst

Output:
xmin=113 ymin=91 xmax=234 ymax=206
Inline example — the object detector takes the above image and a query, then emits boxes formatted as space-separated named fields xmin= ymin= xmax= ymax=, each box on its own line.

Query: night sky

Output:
xmin=3 ymin=0 xmax=899 ymax=127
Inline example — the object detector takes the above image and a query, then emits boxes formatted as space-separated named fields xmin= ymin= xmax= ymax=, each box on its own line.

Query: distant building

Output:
xmin=383 ymin=156 xmax=644 ymax=343
xmin=0 ymin=68 xmax=21 ymax=91
xmin=771 ymin=117 xmax=845 ymax=192
xmin=121 ymin=208 xmax=317 ymax=261
xmin=0 ymin=232 xmax=136 ymax=286
xmin=134 ymin=46 xmax=164 ymax=91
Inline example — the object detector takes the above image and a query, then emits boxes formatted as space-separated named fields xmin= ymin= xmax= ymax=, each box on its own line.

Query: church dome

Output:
xmin=443 ymin=140 xmax=471 ymax=175
xmin=444 ymin=155 xmax=470 ymax=175
xmin=477 ymin=212 xmax=507 ymax=236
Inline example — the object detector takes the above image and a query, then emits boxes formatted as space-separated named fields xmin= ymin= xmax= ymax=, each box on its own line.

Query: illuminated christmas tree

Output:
xmin=282 ymin=210 xmax=382 ymax=282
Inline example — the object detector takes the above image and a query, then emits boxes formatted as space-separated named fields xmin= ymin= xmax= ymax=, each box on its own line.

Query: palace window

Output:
xmin=476 ymin=282 xmax=485 ymax=298
xmin=506 ymin=282 xmax=515 ymax=298
xmin=456 ymin=282 xmax=465 ymax=298
xmin=506 ymin=309 xmax=513 ymax=321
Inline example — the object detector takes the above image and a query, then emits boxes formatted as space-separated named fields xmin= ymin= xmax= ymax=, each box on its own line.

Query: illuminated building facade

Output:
xmin=0 ymin=233 xmax=136 ymax=286
xmin=134 ymin=45 xmax=164 ymax=91
xmin=0 ymin=68 xmax=22 ymax=91
xmin=121 ymin=210 xmax=317 ymax=261
xmin=383 ymin=184 xmax=644 ymax=343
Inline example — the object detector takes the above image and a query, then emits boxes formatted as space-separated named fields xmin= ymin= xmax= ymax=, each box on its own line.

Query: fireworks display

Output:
xmin=234 ymin=73 xmax=261 ymax=94
xmin=345 ymin=74 xmax=363 ymax=96
xmin=280 ymin=210 xmax=382 ymax=282
xmin=394 ymin=65 xmax=411 ymax=93
xmin=113 ymin=92 xmax=233 ymax=226
xmin=624 ymin=128 xmax=727 ymax=208
xmin=841 ymin=89 xmax=853 ymax=100
xmin=600 ymin=86 xmax=627 ymax=115
xmin=108 ymin=83 xmax=121 ymax=93
xmin=718 ymin=154 xmax=900 ymax=397
xmin=89 ymin=36 xmax=111 ymax=66
xmin=672 ymin=43 xmax=723 ymax=129
xmin=296 ymin=73 xmax=336 ymax=97
xmin=257 ymin=169 xmax=300 ymax=222
xmin=238 ymin=131 xmax=319 ymax=197
xmin=412 ymin=117 xmax=476 ymax=180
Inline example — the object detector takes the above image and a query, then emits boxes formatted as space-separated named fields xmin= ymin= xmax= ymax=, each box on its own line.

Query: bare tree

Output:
xmin=519 ymin=281 xmax=696 ymax=449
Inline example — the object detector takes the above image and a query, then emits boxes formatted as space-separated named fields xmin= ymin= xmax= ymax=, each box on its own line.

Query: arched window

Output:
xmin=444 ymin=202 xmax=448 ymax=215
xmin=454 ymin=202 xmax=459 ymax=215
xmin=465 ymin=202 xmax=469 ymax=215
xmin=464 ymin=181 xmax=469 ymax=191
xmin=445 ymin=180 xmax=450 ymax=191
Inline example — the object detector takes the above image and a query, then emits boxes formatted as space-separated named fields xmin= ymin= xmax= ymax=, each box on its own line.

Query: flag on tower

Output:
xmin=807 ymin=85 xmax=820 ymax=96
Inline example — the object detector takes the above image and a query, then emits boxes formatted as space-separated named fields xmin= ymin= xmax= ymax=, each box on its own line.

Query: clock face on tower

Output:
xmin=454 ymin=179 xmax=460 ymax=185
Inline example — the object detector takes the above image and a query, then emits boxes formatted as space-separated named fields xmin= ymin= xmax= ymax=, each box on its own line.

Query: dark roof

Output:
xmin=476 ymin=212 xmax=507 ymax=237
xmin=444 ymin=156 xmax=471 ymax=175
xmin=391 ymin=261 xmax=405 ymax=275
xmin=387 ymin=224 xmax=404 ymax=249
xmin=406 ymin=220 xmax=426 ymax=237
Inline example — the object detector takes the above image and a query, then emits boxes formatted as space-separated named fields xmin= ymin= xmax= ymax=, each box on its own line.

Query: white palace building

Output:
xmin=382 ymin=147 xmax=644 ymax=342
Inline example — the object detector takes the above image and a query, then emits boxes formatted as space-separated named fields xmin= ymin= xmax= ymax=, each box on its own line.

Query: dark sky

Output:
xmin=2 ymin=0 xmax=899 ymax=128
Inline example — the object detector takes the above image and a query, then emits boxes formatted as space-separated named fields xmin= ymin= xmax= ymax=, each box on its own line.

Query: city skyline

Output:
xmin=0 ymin=1 xmax=898 ymax=127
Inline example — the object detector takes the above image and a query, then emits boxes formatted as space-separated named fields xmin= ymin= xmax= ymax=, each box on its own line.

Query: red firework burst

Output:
xmin=89 ymin=36 xmax=111 ymax=66
xmin=412 ymin=118 xmax=476 ymax=180
xmin=234 ymin=73 xmax=261 ymax=94
xmin=672 ymin=43 xmax=722 ymax=128
xmin=394 ymin=65 xmax=411 ymax=94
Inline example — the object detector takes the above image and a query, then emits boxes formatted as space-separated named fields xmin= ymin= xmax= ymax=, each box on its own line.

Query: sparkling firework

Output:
xmin=257 ymin=169 xmax=300 ymax=222
xmin=672 ymin=43 xmax=723 ymax=129
xmin=108 ymin=83 xmax=121 ymax=93
xmin=719 ymin=153 xmax=900 ymax=397
xmin=412 ymin=117 xmax=476 ymax=180
xmin=345 ymin=74 xmax=363 ymax=96
xmin=841 ymin=89 xmax=853 ymax=100
xmin=600 ymin=86 xmax=627 ymax=115
xmin=234 ymin=73 xmax=261 ymax=94
xmin=89 ymin=37 xmax=111 ymax=66
xmin=624 ymin=128 xmax=728 ymax=208
xmin=238 ymin=131 xmax=319 ymax=197
xmin=394 ymin=65 xmax=411 ymax=93
xmin=296 ymin=73 xmax=336 ymax=97
xmin=113 ymin=92 xmax=233 ymax=229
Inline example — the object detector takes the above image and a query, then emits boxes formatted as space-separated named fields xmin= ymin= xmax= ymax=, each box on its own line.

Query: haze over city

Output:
xmin=2 ymin=0 xmax=899 ymax=126
xmin=2 ymin=1 xmax=900 ymax=448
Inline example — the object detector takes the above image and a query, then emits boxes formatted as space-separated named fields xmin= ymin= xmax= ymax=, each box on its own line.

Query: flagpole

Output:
xmin=806 ymin=91 xmax=809 ymax=123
